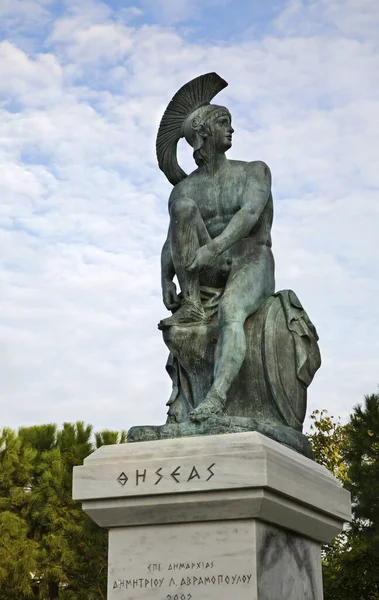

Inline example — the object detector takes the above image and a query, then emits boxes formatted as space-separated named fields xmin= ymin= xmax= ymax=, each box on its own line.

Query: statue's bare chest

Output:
xmin=185 ymin=170 xmax=245 ymax=232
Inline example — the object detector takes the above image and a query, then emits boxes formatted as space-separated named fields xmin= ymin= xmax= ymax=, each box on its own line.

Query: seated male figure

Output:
xmin=158 ymin=104 xmax=275 ymax=422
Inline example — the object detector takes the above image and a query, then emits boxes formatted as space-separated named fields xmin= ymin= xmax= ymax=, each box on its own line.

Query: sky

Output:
xmin=0 ymin=0 xmax=378 ymax=435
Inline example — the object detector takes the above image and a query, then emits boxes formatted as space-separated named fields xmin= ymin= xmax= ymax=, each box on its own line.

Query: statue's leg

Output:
xmin=190 ymin=250 xmax=275 ymax=421
xmin=159 ymin=197 xmax=211 ymax=329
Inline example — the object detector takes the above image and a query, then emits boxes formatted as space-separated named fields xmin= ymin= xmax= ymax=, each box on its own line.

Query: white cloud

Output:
xmin=49 ymin=20 xmax=134 ymax=64
xmin=0 ymin=0 xmax=378 ymax=434
xmin=274 ymin=0 xmax=379 ymax=40
xmin=0 ymin=41 xmax=62 ymax=106
xmin=0 ymin=0 xmax=53 ymax=28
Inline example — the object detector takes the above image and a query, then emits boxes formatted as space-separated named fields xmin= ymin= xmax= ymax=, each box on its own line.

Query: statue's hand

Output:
xmin=162 ymin=280 xmax=180 ymax=311
xmin=187 ymin=243 xmax=216 ymax=273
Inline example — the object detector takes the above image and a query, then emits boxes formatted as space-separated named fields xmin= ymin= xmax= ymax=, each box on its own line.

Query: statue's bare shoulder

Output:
xmin=229 ymin=159 xmax=271 ymax=187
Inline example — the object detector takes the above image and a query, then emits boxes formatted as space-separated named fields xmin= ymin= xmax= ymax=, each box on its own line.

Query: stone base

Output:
xmin=109 ymin=520 xmax=323 ymax=599
xmin=127 ymin=417 xmax=314 ymax=459
xmin=73 ymin=432 xmax=351 ymax=599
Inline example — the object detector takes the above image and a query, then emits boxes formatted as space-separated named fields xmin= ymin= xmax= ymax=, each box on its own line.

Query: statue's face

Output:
xmin=209 ymin=112 xmax=234 ymax=152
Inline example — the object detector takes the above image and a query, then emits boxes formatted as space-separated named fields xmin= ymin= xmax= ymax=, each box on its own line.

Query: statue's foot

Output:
xmin=190 ymin=389 xmax=226 ymax=422
xmin=158 ymin=301 xmax=208 ymax=330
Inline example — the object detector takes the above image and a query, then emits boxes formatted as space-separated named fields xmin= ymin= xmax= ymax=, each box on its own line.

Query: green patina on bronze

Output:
xmin=128 ymin=73 xmax=321 ymax=457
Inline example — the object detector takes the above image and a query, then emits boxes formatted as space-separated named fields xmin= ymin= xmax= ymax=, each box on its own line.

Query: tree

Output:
xmin=0 ymin=428 xmax=38 ymax=599
xmin=339 ymin=393 xmax=379 ymax=599
xmin=308 ymin=409 xmax=349 ymax=483
xmin=308 ymin=393 xmax=379 ymax=600
xmin=0 ymin=422 xmax=126 ymax=599
xmin=308 ymin=409 xmax=350 ymax=598
xmin=345 ymin=394 xmax=379 ymax=527
xmin=95 ymin=429 xmax=126 ymax=448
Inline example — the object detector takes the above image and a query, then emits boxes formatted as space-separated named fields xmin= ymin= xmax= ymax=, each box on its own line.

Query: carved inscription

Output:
xmin=116 ymin=463 xmax=215 ymax=487
xmin=155 ymin=468 xmax=163 ymax=485
xmin=112 ymin=559 xmax=253 ymax=594
xmin=113 ymin=578 xmax=164 ymax=590
xmin=136 ymin=469 xmax=146 ymax=485
xmin=117 ymin=472 xmax=128 ymax=486
xmin=168 ymin=562 xmax=214 ymax=570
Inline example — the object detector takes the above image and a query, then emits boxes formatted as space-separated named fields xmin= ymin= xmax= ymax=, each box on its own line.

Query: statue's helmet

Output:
xmin=156 ymin=73 xmax=228 ymax=185
xmin=182 ymin=104 xmax=231 ymax=152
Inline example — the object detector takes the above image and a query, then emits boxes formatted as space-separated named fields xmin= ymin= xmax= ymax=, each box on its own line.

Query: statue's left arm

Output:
xmin=187 ymin=161 xmax=271 ymax=271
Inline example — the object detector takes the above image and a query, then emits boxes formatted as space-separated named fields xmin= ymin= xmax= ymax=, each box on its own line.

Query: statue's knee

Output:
xmin=170 ymin=197 xmax=197 ymax=220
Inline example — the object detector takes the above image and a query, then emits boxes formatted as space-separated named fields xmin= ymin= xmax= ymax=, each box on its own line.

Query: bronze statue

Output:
xmin=157 ymin=73 xmax=275 ymax=422
xmin=128 ymin=73 xmax=321 ymax=457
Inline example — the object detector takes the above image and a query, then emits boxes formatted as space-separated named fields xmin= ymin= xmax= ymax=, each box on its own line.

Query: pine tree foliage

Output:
xmin=339 ymin=393 xmax=379 ymax=599
xmin=309 ymin=392 xmax=379 ymax=600
xmin=0 ymin=422 xmax=126 ymax=599
xmin=95 ymin=429 xmax=126 ymax=448
xmin=345 ymin=394 xmax=379 ymax=526
xmin=0 ymin=428 xmax=38 ymax=599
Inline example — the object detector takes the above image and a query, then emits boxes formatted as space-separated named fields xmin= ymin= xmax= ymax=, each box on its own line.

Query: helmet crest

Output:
xmin=156 ymin=72 xmax=228 ymax=185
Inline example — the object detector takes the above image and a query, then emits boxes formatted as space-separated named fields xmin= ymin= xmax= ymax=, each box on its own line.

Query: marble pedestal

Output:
xmin=73 ymin=432 xmax=351 ymax=599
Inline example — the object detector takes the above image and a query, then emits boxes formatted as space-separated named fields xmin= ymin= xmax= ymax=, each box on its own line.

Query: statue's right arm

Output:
xmin=162 ymin=185 xmax=179 ymax=283
xmin=161 ymin=226 xmax=180 ymax=311
xmin=161 ymin=227 xmax=175 ymax=283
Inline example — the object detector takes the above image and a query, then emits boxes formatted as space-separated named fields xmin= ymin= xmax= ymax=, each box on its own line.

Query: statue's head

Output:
xmin=156 ymin=73 xmax=230 ymax=185
xmin=182 ymin=104 xmax=234 ymax=166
